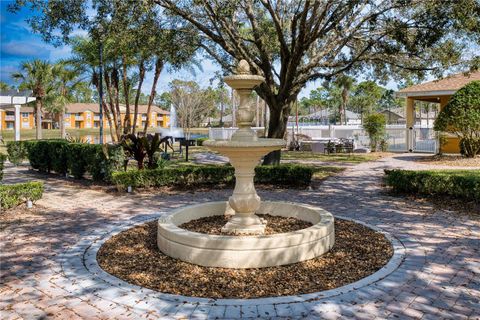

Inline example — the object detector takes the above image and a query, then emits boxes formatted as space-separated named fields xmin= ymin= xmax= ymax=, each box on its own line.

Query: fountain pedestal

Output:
xmin=204 ymin=140 xmax=284 ymax=235
xmin=203 ymin=60 xmax=285 ymax=235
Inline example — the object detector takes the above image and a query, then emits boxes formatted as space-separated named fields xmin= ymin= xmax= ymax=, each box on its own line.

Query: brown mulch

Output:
xmin=97 ymin=219 xmax=393 ymax=299
xmin=179 ymin=214 xmax=312 ymax=235
xmin=415 ymin=155 xmax=480 ymax=167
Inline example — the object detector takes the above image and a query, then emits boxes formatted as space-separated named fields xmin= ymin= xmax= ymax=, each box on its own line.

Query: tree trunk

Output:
xmin=132 ymin=61 xmax=145 ymax=135
xmin=263 ymin=99 xmax=267 ymax=136
xmin=122 ymin=57 xmax=131 ymax=134
xmin=101 ymin=100 xmax=116 ymax=142
xmin=262 ymin=99 xmax=294 ymax=165
xmin=143 ymin=59 xmax=163 ymax=135
xmin=60 ymin=110 xmax=66 ymax=139
xmin=219 ymin=100 xmax=224 ymax=127
xmin=36 ymin=98 xmax=42 ymax=140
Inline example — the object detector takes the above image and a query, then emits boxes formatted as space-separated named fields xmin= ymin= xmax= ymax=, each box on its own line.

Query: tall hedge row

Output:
xmin=111 ymin=163 xmax=314 ymax=190
xmin=385 ymin=169 xmax=480 ymax=202
xmin=9 ymin=140 xmax=125 ymax=182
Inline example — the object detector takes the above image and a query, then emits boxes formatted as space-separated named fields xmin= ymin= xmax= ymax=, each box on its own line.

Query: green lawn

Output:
xmin=281 ymin=150 xmax=389 ymax=163
xmin=312 ymin=166 xmax=345 ymax=180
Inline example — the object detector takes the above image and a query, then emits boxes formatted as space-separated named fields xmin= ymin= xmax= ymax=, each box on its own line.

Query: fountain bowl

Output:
xmin=157 ymin=201 xmax=335 ymax=268
xmin=224 ymin=74 xmax=265 ymax=90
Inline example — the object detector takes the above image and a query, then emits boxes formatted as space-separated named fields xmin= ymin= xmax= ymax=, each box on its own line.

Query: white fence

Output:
xmin=208 ymin=125 xmax=437 ymax=153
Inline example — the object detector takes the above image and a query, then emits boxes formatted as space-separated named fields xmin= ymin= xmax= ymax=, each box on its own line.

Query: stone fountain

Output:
xmin=157 ymin=60 xmax=335 ymax=268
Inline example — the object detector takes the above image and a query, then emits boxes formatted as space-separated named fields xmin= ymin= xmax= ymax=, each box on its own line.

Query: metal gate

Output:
xmin=411 ymin=127 xmax=438 ymax=153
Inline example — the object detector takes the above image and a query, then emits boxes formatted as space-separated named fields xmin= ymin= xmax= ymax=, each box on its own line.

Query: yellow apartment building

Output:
xmin=0 ymin=105 xmax=35 ymax=129
xmin=0 ymin=103 xmax=170 ymax=130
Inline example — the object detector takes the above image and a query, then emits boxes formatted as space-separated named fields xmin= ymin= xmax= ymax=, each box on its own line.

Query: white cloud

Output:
xmin=1 ymin=40 xmax=50 ymax=58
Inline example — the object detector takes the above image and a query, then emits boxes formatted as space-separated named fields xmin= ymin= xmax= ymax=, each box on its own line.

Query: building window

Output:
xmin=22 ymin=113 xmax=29 ymax=118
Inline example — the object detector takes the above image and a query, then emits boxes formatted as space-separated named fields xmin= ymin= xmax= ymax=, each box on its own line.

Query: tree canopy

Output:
xmin=154 ymin=0 xmax=479 ymax=163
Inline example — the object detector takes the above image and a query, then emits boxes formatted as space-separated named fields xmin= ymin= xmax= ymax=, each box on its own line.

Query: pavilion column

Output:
xmin=438 ymin=96 xmax=451 ymax=154
xmin=406 ymin=97 xmax=415 ymax=152
xmin=14 ymin=104 xmax=21 ymax=141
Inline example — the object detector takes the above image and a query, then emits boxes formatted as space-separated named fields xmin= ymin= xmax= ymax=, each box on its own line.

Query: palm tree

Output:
xmin=12 ymin=60 xmax=56 ymax=139
xmin=334 ymin=75 xmax=355 ymax=125
xmin=0 ymin=81 xmax=10 ymax=91
xmin=48 ymin=62 xmax=84 ymax=139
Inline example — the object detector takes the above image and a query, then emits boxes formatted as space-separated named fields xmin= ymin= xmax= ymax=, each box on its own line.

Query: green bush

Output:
xmin=67 ymin=143 xmax=90 ymax=179
xmin=0 ymin=154 xmax=6 ymax=181
xmin=111 ymin=163 xmax=314 ymax=190
xmin=255 ymin=164 xmax=314 ymax=187
xmin=22 ymin=140 xmax=124 ymax=182
xmin=112 ymin=165 xmax=235 ymax=189
xmin=363 ymin=113 xmax=387 ymax=152
xmin=385 ymin=169 xmax=480 ymax=202
xmin=434 ymin=80 xmax=480 ymax=157
xmin=0 ymin=181 xmax=44 ymax=209
xmin=196 ymin=137 xmax=209 ymax=146
xmin=6 ymin=141 xmax=28 ymax=166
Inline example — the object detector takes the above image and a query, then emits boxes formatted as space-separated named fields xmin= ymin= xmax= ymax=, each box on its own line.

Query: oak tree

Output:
xmin=156 ymin=0 xmax=479 ymax=163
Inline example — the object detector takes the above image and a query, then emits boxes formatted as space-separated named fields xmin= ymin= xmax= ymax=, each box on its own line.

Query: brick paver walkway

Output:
xmin=1 ymin=154 xmax=479 ymax=319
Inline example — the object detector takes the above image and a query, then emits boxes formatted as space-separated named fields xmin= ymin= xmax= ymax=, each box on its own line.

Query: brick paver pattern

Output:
xmin=0 ymin=154 xmax=479 ymax=319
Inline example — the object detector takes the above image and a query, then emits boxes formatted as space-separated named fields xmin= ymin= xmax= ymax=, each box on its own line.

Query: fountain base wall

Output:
xmin=157 ymin=201 xmax=335 ymax=268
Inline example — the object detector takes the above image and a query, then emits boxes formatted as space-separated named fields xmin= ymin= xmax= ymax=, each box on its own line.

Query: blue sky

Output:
xmin=0 ymin=0 xmax=225 ymax=94
xmin=0 ymin=0 xmax=328 ymax=98
xmin=0 ymin=1 xmax=71 ymax=84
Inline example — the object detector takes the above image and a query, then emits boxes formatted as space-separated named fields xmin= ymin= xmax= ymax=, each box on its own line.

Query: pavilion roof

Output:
xmin=396 ymin=71 xmax=480 ymax=98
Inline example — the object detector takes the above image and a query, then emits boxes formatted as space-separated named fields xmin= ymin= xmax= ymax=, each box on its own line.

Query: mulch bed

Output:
xmin=180 ymin=214 xmax=312 ymax=235
xmin=97 ymin=218 xmax=393 ymax=299
xmin=415 ymin=155 xmax=480 ymax=167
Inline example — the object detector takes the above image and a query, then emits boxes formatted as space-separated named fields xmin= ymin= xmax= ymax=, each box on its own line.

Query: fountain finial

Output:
xmin=237 ymin=59 xmax=250 ymax=75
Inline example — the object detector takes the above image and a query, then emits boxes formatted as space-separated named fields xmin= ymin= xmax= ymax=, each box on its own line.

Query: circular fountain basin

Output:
xmin=157 ymin=201 xmax=335 ymax=268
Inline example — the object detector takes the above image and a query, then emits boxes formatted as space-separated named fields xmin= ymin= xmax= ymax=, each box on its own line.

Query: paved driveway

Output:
xmin=0 ymin=154 xmax=478 ymax=319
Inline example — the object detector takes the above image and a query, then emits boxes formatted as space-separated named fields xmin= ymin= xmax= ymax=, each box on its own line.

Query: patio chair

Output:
xmin=340 ymin=138 xmax=354 ymax=153
xmin=324 ymin=140 xmax=336 ymax=154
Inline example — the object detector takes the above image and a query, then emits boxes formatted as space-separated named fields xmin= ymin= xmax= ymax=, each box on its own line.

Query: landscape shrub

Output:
xmin=111 ymin=163 xmax=314 ymax=190
xmin=67 ymin=143 xmax=90 ymax=179
xmin=0 ymin=154 xmax=6 ymax=181
xmin=22 ymin=140 xmax=124 ymax=182
xmin=112 ymin=165 xmax=235 ymax=189
xmin=363 ymin=113 xmax=387 ymax=151
xmin=6 ymin=141 xmax=28 ymax=166
xmin=434 ymin=81 xmax=480 ymax=158
xmin=385 ymin=169 xmax=480 ymax=202
xmin=0 ymin=181 xmax=44 ymax=210
xmin=196 ymin=137 xmax=208 ymax=146
xmin=255 ymin=164 xmax=314 ymax=187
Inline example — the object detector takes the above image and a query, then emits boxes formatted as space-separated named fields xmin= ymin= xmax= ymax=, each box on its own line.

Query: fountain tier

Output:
xmin=203 ymin=139 xmax=284 ymax=235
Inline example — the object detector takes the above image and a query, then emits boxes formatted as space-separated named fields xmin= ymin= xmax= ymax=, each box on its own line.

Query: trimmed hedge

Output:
xmin=0 ymin=181 xmax=44 ymax=209
xmin=112 ymin=163 xmax=314 ymax=190
xmin=385 ymin=169 xmax=480 ymax=202
xmin=255 ymin=164 xmax=314 ymax=187
xmin=6 ymin=141 xmax=28 ymax=166
xmin=0 ymin=154 xmax=6 ymax=181
xmin=12 ymin=140 xmax=125 ymax=182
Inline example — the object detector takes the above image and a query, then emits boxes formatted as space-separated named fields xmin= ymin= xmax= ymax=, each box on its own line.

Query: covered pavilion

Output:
xmin=396 ymin=71 xmax=480 ymax=153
